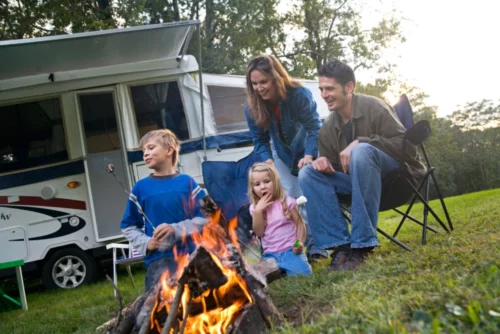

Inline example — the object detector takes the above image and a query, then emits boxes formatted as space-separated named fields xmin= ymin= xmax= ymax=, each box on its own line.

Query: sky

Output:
xmin=356 ymin=0 xmax=500 ymax=116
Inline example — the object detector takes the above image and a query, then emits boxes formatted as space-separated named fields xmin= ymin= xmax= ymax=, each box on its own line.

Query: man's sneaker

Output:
xmin=338 ymin=247 xmax=374 ymax=270
xmin=328 ymin=246 xmax=352 ymax=270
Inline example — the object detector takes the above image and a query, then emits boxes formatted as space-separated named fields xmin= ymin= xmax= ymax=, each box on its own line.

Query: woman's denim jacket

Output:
xmin=244 ymin=86 xmax=322 ymax=176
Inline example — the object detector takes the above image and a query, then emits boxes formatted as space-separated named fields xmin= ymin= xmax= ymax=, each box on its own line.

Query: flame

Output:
xmin=150 ymin=209 xmax=253 ymax=334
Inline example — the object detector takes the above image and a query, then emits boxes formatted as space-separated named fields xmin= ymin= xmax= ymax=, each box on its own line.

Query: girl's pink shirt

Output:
xmin=250 ymin=196 xmax=297 ymax=253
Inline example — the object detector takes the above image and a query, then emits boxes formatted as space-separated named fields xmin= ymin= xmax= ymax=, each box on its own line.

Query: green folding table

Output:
xmin=0 ymin=259 xmax=28 ymax=311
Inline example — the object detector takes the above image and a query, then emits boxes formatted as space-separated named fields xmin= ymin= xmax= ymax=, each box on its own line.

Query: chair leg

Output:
xmin=406 ymin=177 xmax=450 ymax=233
xmin=15 ymin=266 xmax=27 ymax=311
xmin=422 ymin=177 xmax=431 ymax=245
xmin=429 ymin=170 xmax=454 ymax=231
xmin=392 ymin=208 xmax=441 ymax=234
xmin=126 ymin=265 xmax=136 ymax=289
xmin=342 ymin=205 xmax=411 ymax=251
xmin=393 ymin=173 xmax=429 ymax=237
xmin=377 ymin=228 xmax=412 ymax=251
xmin=112 ymin=249 xmax=118 ymax=298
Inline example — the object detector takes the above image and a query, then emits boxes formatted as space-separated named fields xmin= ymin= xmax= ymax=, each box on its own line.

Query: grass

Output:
xmin=1 ymin=189 xmax=499 ymax=333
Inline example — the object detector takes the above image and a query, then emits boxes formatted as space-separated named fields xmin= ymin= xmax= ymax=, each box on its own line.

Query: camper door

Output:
xmin=75 ymin=87 xmax=130 ymax=242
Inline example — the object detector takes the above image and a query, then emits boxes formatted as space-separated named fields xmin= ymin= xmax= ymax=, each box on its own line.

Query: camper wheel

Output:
xmin=42 ymin=248 xmax=96 ymax=289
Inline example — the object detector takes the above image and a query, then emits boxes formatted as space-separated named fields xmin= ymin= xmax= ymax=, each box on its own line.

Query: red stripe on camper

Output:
xmin=0 ymin=196 xmax=86 ymax=210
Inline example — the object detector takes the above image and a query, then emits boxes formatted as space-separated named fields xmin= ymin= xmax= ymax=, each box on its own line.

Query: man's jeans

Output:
xmin=298 ymin=144 xmax=400 ymax=249
xmin=272 ymin=145 xmax=328 ymax=257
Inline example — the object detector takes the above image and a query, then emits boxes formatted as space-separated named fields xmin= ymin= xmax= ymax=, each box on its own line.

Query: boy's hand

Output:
xmin=147 ymin=238 xmax=161 ymax=251
xmin=293 ymin=240 xmax=304 ymax=254
xmin=254 ymin=193 xmax=274 ymax=213
xmin=153 ymin=223 xmax=175 ymax=241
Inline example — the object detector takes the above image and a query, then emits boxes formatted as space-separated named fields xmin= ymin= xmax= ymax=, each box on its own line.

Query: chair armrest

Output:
xmin=106 ymin=243 xmax=131 ymax=250
xmin=404 ymin=120 xmax=431 ymax=145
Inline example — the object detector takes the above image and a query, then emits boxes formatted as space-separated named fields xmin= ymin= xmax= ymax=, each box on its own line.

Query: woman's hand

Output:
xmin=298 ymin=154 xmax=314 ymax=169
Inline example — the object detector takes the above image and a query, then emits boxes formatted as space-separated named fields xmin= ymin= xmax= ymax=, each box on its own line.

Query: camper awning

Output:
xmin=0 ymin=21 xmax=199 ymax=90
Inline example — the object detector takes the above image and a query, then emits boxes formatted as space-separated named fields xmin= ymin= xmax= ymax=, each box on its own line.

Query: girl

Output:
xmin=248 ymin=162 xmax=312 ymax=276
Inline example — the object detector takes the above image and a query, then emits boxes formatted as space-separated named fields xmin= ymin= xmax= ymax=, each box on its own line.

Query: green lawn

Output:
xmin=1 ymin=189 xmax=499 ymax=333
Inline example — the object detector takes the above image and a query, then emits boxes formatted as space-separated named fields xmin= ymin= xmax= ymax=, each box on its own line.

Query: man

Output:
xmin=298 ymin=60 xmax=425 ymax=270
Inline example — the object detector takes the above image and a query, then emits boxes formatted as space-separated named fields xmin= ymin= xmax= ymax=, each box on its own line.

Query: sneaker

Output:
xmin=328 ymin=247 xmax=352 ymax=270
xmin=338 ymin=247 xmax=374 ymax=270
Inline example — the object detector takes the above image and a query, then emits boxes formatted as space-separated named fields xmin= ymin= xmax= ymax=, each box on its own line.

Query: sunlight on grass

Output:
xmin=1 ymin=189 xmax=499 ymax=333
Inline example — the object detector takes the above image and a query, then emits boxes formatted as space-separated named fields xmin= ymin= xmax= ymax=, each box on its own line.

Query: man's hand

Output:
xmin=339 ymin=139 xmax=359 ymax=173
xmin=153 ymin=223 xmax=175 ymax=242
xmin=311 ymin=157 xmax=335 ymax=174
xmin=298 ymin=154 xmax=314 ymax=169
xmin=254 ymin=193 xmax=274 ymax=213
xmin=147 ymin=238 xmax=161 ymax=251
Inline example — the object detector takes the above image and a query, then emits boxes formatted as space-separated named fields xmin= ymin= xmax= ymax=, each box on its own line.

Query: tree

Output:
xmin=450 ymin=99 xmax=500 ymax=131
xmin=273 ymin=0 xmax=405 ymax=79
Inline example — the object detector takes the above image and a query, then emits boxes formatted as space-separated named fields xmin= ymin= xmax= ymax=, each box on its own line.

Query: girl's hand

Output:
xmin=293 ymin=240 xmax=304 ymax=254
xmin=254 ymin=193 xmax=274 ymax=213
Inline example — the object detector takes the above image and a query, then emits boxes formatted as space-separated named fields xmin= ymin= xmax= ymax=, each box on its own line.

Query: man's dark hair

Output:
xmin=317 ymin=60 xmax=356 ymax=86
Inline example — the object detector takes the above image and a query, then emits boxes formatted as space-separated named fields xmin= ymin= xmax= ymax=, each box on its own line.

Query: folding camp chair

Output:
xmin=391 ymin=95 xmax=453 ymax=243
xmin=338 ymin=94 xmax=453 ymax=250
xmin=201 ymin=151 xmax=261 ymax=250
xmin=106 ymin=242 xmax=144 ymax=297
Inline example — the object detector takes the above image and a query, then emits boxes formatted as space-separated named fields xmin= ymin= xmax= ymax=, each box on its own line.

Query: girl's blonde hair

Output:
xmin=245 ymin=54 xmax=302 ymax=129
xmin=139 ymin=129 xmax=180 ymax=166
xmin=248 ymin=162 xmax=290 ymax=218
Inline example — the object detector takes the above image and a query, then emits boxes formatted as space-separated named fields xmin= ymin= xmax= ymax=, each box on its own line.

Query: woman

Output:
xmin=244 ymin=54 xmax=327 ymax=260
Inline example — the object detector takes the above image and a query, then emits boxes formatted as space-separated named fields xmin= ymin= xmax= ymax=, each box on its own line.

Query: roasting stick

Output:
xmin=179 ymin=295 xmax=193 ymax=334
xmin=161 ymin=282 xmax=185 ymax=334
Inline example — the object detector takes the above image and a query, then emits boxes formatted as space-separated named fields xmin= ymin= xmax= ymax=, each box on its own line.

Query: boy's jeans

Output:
xmin=271 ymin=145 xmax=328 ymax=257
xmin=298 ymin=144 xmax=400 ymax=249
xmin=263 ymin=248 xmax=312 ymax=276
xmin=145 ymin=256 xmax=178 ymax=291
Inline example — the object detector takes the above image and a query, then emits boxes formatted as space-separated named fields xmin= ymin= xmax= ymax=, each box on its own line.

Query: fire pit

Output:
xmin=100 ymin=210 xmax=281 ymax=334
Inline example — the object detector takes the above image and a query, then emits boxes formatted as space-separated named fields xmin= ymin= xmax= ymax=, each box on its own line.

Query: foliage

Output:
xmin=1 ymin=189 xmax=500 ymax=333
xmin=1 ymin=0 xmax=404 ymax=77
xmin=280 ymin=0 xmax=405 ymax=79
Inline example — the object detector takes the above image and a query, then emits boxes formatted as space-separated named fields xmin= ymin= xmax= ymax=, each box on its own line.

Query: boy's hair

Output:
xmin=248 ymin=162 xmax=290 ymax=218
xmin=139 ymin=129 xmax=180 ymax=166
xmin=317 ymin=60 xmax=356 ymax=86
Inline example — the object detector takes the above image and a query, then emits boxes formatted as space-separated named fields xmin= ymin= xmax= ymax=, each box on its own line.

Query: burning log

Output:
xmin=100 ymin=208 xmax=282 ymax=334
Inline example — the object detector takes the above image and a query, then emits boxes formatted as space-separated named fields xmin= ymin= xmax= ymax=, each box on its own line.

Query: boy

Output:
xmin=120 ymin=129 xmax=208 ymax=291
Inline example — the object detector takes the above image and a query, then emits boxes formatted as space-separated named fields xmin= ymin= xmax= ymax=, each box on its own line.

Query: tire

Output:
xmin=41 ymin=248 xmax=96 ymax=289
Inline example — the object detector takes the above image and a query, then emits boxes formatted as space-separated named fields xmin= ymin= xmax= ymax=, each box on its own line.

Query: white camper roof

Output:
xmin=0 ymin=21 xmax=200 ymax=93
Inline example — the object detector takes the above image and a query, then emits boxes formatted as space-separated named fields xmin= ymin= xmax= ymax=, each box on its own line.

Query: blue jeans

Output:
xmin=272 ymin=145 xmax=328 ymax=257
xmin=145 ymin=256 xmax=178 ymax=291
xmin=263 ymin=248 xmax=312 ymax=276
xmin=298 ymin=144 xmax=400 ymax=249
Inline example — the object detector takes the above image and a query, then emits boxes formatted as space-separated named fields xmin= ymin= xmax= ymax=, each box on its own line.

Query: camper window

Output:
xmin=207 ymin=85 xmax=248 ymax=133
xmin=0 ymin=98 xmax=68 ymax=174
xmin=130 ymin=81 xmax=189 ymax=141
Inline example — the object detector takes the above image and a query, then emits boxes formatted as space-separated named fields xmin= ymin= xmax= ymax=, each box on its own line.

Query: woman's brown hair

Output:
xmin=245 ymin=55 xmax=301 ymax=129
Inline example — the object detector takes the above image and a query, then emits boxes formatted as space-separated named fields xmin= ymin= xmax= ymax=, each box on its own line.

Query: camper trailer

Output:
xmin=0 ymin=21 xmax=328 ymax=289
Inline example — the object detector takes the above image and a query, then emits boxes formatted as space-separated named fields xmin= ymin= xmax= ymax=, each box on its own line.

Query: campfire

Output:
xmin=100 ymin=207 xmax=281 ymax=334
